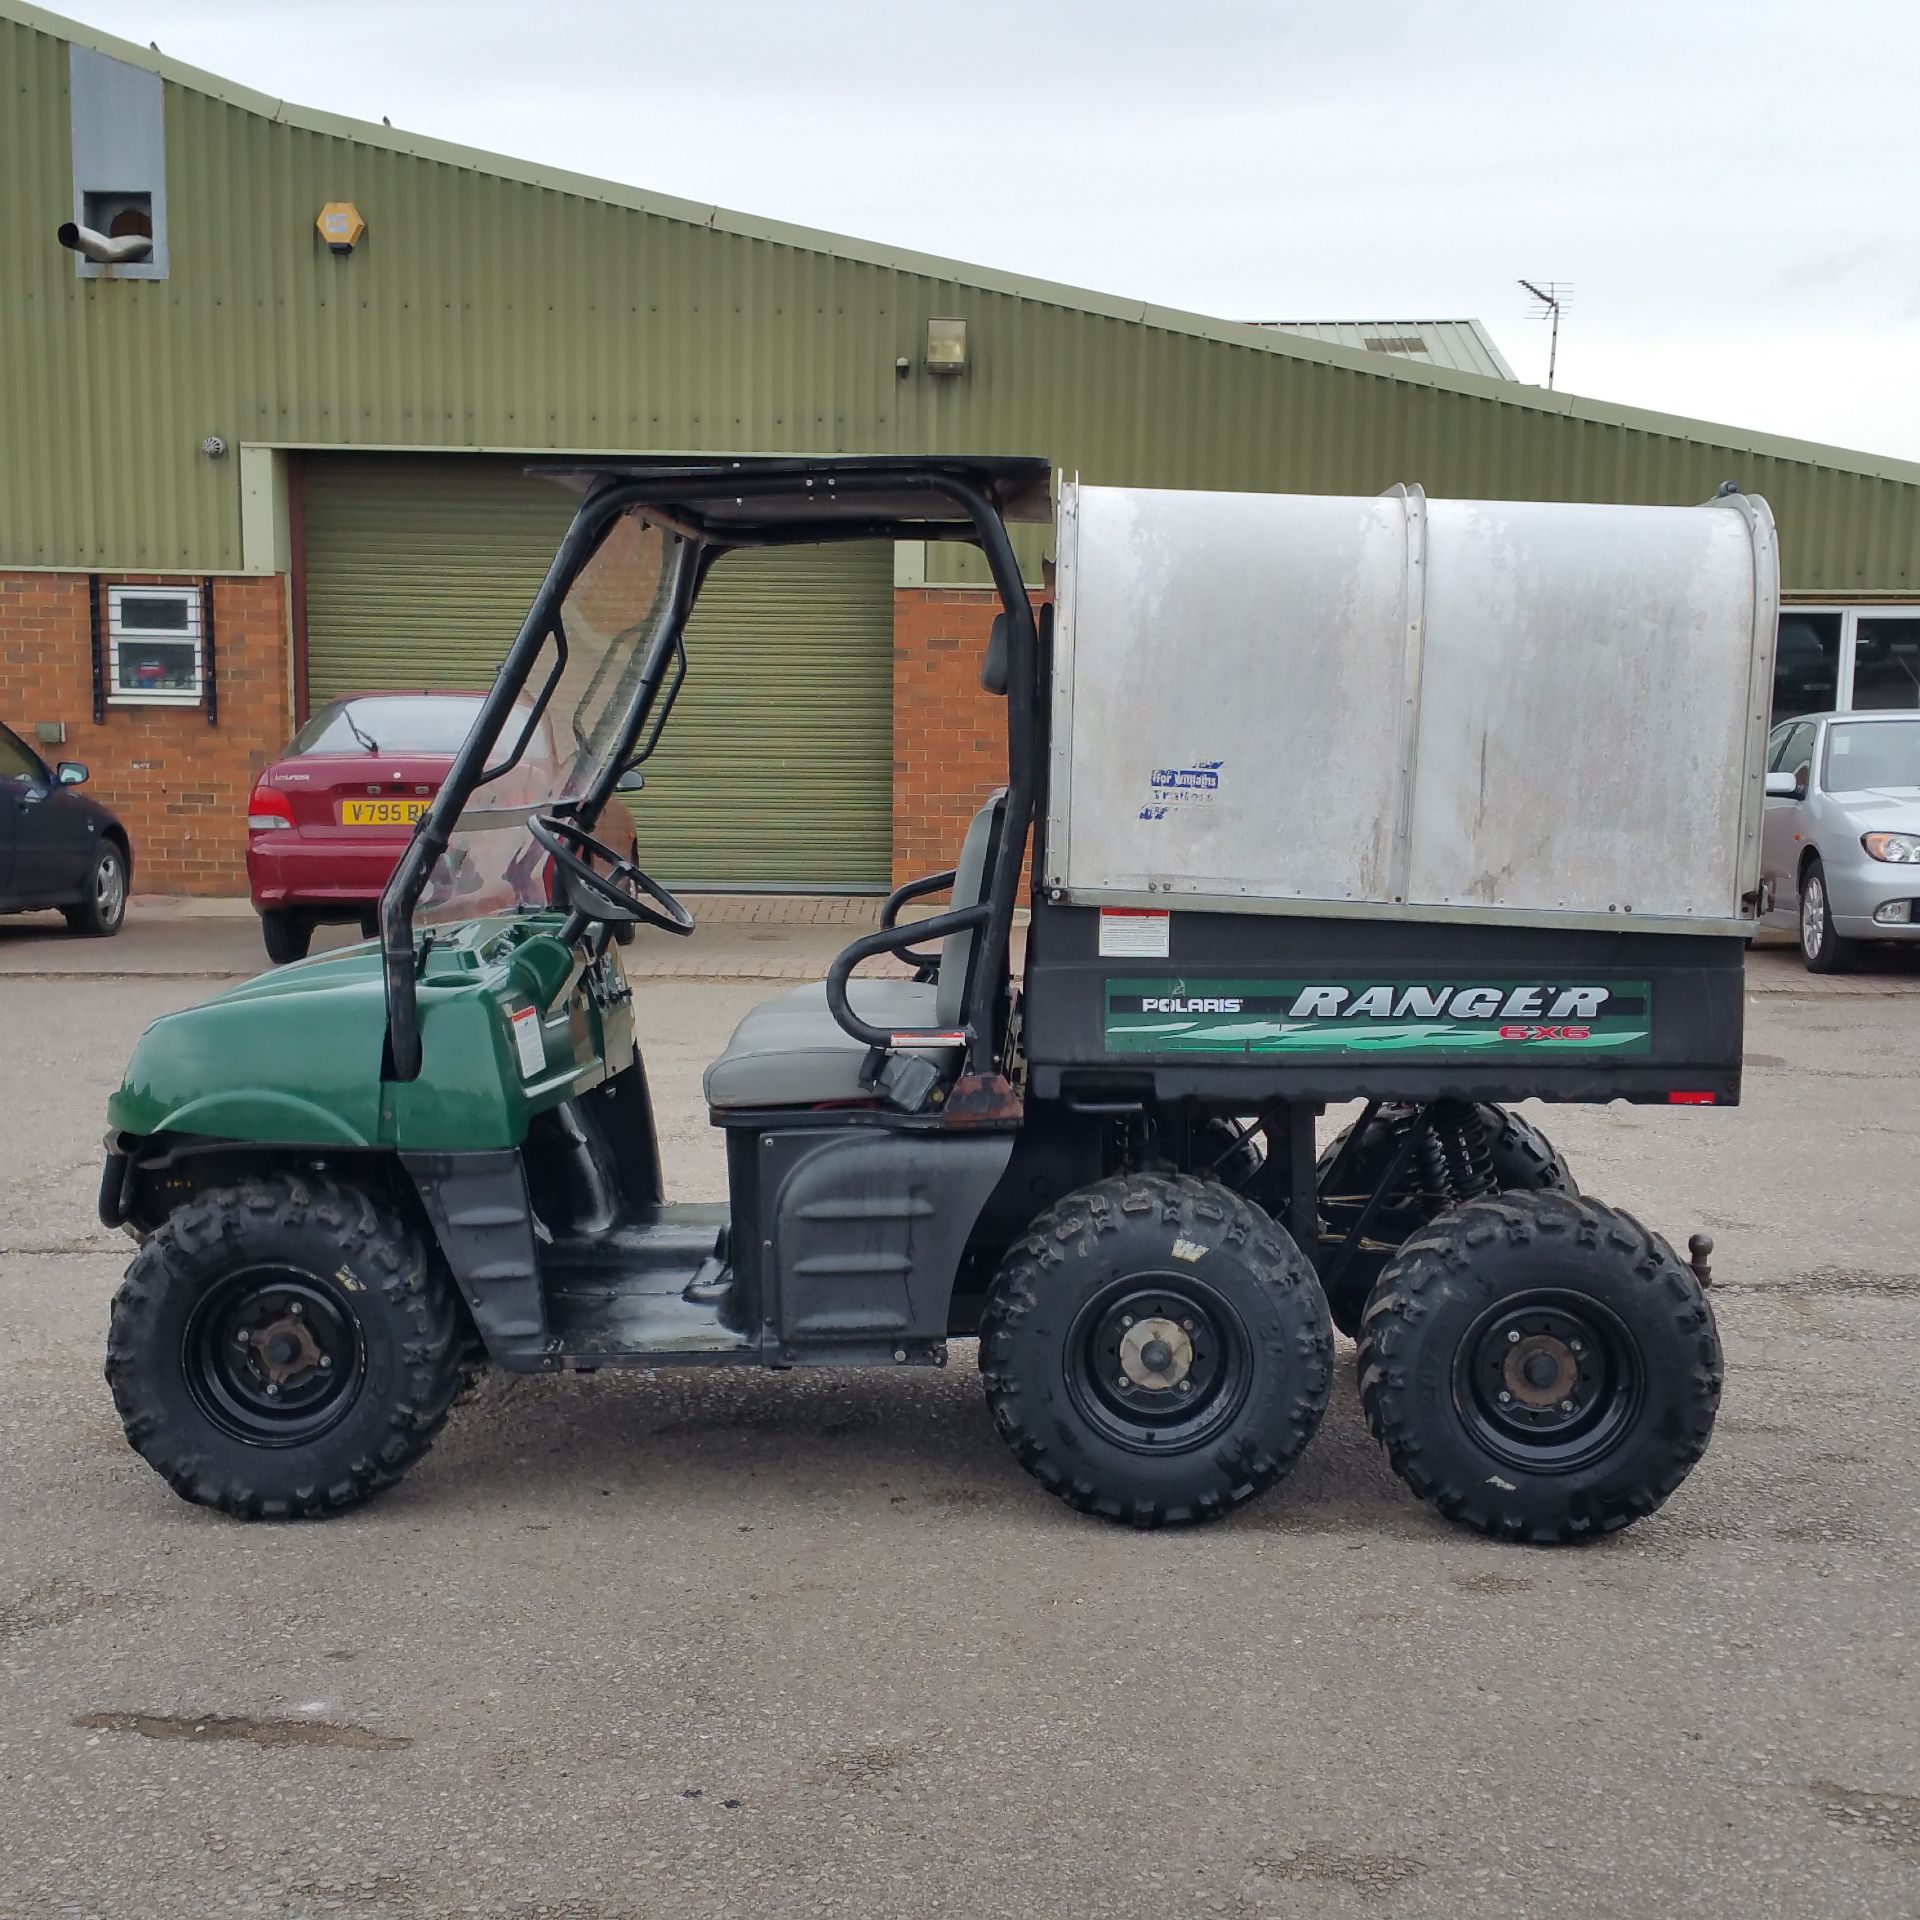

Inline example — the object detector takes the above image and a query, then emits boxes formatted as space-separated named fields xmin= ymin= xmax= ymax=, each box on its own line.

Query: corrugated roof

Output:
xmin=1253 ymin=320 xmax=1518 ymax=381
xmin=8 ymin=0 xmax=1920 ymax=492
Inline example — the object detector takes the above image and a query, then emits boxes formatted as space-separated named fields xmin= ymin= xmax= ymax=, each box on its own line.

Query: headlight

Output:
xmin=1862 ymin=831 xmax=1920 ymax=863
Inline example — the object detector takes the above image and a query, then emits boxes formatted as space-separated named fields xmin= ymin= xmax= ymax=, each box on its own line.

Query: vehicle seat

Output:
xmin=703 ymin=790 xmax=1008 ymax=1111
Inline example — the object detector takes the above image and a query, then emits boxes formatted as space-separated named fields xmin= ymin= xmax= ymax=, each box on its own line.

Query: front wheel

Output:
xmin=1799 ymin=857 xmax=1857 ymax=973
xmin=980 ymin=1175 xmax=1332 ymax=1527
xmin=105 ymin=1174 xmax=468 ymax=1518
xmin=64 ymin=842 xmax=127 ymax=937
xmin=1357 ymin=1190 xmax=1721 ymax=1543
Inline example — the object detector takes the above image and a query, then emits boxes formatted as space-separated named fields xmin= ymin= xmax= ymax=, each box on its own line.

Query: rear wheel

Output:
xmin=64 ymin=841 xmax=127 ymax=937
xmin=1799 ymin=857 xmax=1857 ymax=973
xmin=1316 ymin=1102 xmax=1576 ymax=1338
xmin=261 ymin=909 xmax=312 ymax=964
xmin=105 ymin=1174 xmax=467 ymax=1519
xmin=1357 ymin=1189 xmax=1721 ymax=1542
xmin=980 ymin=1175 xmax=1332 ymax=1527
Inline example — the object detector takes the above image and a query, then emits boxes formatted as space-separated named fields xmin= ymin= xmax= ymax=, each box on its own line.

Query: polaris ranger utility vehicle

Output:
xmin=101 ymin=457 xmax=1774 ymax=1540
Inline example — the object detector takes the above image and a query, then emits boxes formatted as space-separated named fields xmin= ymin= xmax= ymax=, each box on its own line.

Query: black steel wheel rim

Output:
xmin=183 ymin=1265 xmax=366 ymax=1447
xmin=1064 ymin=1273 xmax=1252 ymax=1455
xmin=1453 ymin=1288 xmax=1644 ymax=1473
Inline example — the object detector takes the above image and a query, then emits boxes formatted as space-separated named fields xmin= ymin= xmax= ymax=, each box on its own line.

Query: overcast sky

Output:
xmin=59 ymin=0 xmax=1920 ymax=461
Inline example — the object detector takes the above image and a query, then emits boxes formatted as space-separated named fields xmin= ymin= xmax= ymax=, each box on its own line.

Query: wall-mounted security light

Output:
xmin=316 ymin=202 xmax=366 ymax=255
xmin=925 ymin=316 xmax=969 ymax=375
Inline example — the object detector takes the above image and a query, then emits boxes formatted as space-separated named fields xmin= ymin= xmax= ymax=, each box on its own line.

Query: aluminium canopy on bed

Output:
xmin=1044 ymin=481 xmax=1778 ymax=936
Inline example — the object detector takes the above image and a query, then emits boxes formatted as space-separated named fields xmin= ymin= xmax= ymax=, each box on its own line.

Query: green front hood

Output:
xmin=109 ymin=916 xmax=631 ymax=1152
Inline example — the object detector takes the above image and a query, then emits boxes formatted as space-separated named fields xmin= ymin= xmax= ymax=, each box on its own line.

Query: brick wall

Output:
xmin=892 ymin=587 xmax=1035 ymax=886
xmin=0 ymin=572 xmax=288 ymax=895
xmin=5 ymin=573 xmax=1031 ymax=900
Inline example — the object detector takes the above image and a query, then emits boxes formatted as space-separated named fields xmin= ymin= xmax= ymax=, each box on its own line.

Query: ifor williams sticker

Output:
xmin=1139 ymin=759 xmax=1222 ymax=822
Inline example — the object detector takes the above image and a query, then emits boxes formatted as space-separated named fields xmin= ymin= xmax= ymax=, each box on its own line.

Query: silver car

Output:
xmin=1761 ymin=710 xmax=1920 ymax=970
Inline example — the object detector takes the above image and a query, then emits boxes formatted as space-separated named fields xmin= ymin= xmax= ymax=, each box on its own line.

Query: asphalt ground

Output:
xmin=2 ymin=912 xmax=1917 ymax=1918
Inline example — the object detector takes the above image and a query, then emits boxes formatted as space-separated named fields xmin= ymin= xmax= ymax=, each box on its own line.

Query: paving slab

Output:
xmin=0 ymin=898 xmax=904 ymax=983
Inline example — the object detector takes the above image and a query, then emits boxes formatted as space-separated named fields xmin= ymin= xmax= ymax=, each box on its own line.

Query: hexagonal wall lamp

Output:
xmin=925 ymin=316 xmax=969 ymax=375
xmin=316 ymin=202 xmax=365 ymax=255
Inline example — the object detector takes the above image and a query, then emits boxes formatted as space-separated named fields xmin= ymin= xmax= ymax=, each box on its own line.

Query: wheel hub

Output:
xmin=1503 ymin=1333 xmax=1578 ymax=1407
xmin=1118 ymin=1317 xmax=1193 ymax=1391
xmin=248 ymin=1310 xmax=324 ymax=1386
xmin=1067 ymin=1277 xmax=1251 ymax=1454
xmin=1455 ymin=1291 xmax=1645 ymax=1471
xmin=184 ymin=1268 xmax=363 ymax=1447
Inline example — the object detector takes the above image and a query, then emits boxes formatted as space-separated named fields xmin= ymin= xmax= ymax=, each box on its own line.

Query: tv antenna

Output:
xmin=1518 ymin=279 xmax=1570 ymax=390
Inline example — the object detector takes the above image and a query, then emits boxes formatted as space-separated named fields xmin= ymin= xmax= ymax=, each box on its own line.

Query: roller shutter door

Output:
xmin=302 ymin=454 xmax=894 ymax=886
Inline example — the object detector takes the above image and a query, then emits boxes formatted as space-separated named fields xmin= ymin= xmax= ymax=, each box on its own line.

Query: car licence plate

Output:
xmin=340 ymin=799 xmax=430 ymax=826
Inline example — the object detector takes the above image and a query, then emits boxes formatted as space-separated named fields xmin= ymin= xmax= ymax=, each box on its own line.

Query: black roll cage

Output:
xmin=378 ymin=456 xmax=1048 ymax=1085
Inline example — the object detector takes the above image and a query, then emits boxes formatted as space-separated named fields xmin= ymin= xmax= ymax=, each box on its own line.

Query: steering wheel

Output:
xmin=526 ymin=812 xmax=695 ymax=938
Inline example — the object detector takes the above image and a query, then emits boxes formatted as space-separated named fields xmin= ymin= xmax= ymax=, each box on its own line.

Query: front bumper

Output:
xmin=1825 ymin=856 xmax=1920 ymax=939
xmin=98 ymin=1135 xmax=134 ymax=1229
xmin=1832 ymin=907 xmax=1920 ymax=940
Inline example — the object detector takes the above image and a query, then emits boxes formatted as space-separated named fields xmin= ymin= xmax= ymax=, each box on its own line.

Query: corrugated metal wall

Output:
xmin=303 ymin=457 xmax=574 ymax=700
xmin=4 ymin=9 xmax=1920 ymax=594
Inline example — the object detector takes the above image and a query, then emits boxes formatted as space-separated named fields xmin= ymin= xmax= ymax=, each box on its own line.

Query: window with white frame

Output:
xmin=1852 ymin=614 xmax=1920 ymax=711
xmin=1773 ymin=606 xmax=1920 ymax=723
xmin=108 ymin=584 xmax=203 ymax=705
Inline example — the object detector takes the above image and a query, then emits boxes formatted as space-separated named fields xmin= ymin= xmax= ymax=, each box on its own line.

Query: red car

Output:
xmin=246 ymin=690 xmax=633 ymax=963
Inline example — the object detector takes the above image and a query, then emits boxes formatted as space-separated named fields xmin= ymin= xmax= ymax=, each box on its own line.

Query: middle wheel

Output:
xmin=980 ymin=1174 xmax=1333 ymax=1527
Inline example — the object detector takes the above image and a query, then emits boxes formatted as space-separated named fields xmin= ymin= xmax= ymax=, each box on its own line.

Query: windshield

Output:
xmin=290 ymin=694 xmax=486 ymax=757
xmin=1823 ymin=718 xmax=1920 ymax=795
xmin=420 ymin=508 xmax=683 ymax=924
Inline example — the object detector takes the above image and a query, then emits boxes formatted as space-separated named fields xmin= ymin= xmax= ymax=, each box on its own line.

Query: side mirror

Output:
xmin=615 ymin=768 xmax=645 ymax=794
xmin=1763 ymin=771 xmax=1800 ymax=798
xmin=55 ymin=761 xmax=88 ymax=787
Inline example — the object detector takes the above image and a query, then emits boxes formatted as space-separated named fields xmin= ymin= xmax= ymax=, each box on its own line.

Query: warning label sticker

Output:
xmin=1098 ymin=909 xmax=1171 ymax=959
xmin=508 ymin=1004 xmax=546 ymax=1080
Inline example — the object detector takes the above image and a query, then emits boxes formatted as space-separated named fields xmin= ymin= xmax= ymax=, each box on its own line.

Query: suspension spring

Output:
xmin=1414 ymin=1125 xmax=1453 ymax=1207
xmin=1436 ymin=1102 xmax=1495 ymax=1202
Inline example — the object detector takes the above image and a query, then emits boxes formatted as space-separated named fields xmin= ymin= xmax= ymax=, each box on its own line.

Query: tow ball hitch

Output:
xmin=1686 ymin=1232 xmax=1715 ymax=1289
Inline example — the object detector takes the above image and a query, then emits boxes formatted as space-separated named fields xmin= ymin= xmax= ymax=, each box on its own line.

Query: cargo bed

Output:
xmin=1022 ymin=904 xmax=1745 ymax=1105
xmin=1026 ymin=478 xmax=1776 ymax=1105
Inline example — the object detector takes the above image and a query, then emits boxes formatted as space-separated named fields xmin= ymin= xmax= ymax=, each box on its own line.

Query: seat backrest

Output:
xmin=981 ymin=602 xmax=1048 ymax=697
xmin=937 ymin=788 xmax=1008 ymax=1027
xmin=981 ymin=614 xmax=1009 ymax=696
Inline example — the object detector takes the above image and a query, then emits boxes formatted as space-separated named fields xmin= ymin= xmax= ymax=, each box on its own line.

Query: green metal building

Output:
xmin=4 ymin=0 xmax=1918 ymax=893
